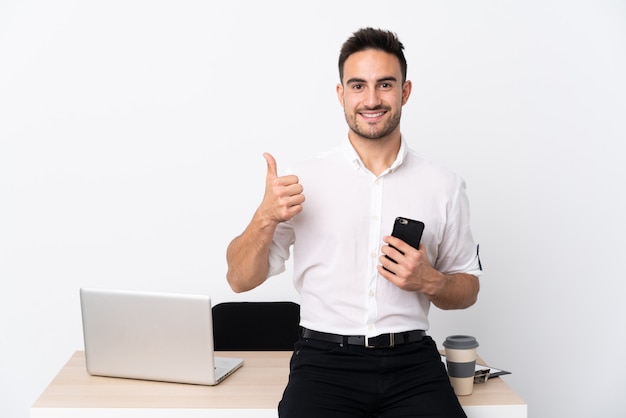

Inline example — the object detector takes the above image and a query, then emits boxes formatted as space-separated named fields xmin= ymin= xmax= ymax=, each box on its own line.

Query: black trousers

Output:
xmin=278 ymin=335 xmax=467 ymax=418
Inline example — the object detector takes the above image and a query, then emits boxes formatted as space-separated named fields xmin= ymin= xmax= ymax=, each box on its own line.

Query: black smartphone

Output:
xmin=384 ymin=217 xmax=425 ymax=271
xmin=391 ymin=217 xmax=425 ymax=251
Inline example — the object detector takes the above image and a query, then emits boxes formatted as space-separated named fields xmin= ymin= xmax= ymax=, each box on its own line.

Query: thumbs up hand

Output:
xmin=259 ymin=153 xmax=305 ymax=224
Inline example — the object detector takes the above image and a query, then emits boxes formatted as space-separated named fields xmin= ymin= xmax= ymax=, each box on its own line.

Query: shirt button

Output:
xmin=369 ymin=290 xmax=375 ymax=298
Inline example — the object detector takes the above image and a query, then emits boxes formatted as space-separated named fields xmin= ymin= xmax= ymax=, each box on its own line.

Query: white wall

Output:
xmin=1 ymin=1 xmax=625 ymax=417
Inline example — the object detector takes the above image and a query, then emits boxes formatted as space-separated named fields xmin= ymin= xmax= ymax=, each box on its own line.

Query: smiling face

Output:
xmin=337 ymin=49 xmax=412 ymax=142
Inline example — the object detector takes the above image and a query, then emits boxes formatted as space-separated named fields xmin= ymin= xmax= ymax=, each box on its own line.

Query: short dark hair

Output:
xmin=338 ymin=27 xmax=407 ymax=83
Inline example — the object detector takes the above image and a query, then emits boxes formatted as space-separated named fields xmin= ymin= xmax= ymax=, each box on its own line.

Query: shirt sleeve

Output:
xmin=434 ymin=178 xmax=483 ymax=278
xmin=267 ymin=219 xmax=295 ymax=278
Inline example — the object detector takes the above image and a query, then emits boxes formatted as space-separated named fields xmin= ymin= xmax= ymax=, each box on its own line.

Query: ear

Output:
xmin=336 ymin=83 xmax=345 ymax=107
xmin=401 ymin=80 xmax=412 ymax=105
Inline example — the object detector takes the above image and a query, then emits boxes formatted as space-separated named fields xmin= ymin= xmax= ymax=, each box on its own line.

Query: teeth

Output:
xmin=362 ymin=112 xmax=384 ymax=118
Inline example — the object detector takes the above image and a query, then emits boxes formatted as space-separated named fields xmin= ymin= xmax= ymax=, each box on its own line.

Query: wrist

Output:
xmin=423 ymin=270 xmax=447 ymax=301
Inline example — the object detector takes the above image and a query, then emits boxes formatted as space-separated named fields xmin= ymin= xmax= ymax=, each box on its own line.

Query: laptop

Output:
xmin=79 ymin=287 xmax=243 ymax=385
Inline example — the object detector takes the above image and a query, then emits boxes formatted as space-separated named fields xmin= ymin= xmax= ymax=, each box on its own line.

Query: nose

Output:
xmin=363 ymin=87 xmax=382 ymax=109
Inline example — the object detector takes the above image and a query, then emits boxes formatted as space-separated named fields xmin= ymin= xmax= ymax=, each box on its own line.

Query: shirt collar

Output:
xmin=342 ymin=135 xmax=408 ymax=175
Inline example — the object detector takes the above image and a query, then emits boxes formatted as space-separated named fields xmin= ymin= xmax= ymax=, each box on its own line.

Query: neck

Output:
xmin=348 ymin=132 xmax=402 ymax=176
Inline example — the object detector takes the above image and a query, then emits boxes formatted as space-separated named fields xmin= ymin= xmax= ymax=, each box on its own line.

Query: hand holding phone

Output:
xmin=384 ymin=217 xmax=425 ymax=272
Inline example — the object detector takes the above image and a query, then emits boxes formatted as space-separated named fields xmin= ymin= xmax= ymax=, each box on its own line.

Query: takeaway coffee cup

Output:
xmin=443 ymin=335 xmax=479 ymax=396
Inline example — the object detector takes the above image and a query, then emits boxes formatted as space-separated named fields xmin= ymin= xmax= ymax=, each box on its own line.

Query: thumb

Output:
xmin=263 ymin=152 xmax=278 ymax=179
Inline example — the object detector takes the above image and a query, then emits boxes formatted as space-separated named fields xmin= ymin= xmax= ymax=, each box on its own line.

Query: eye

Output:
xmin=352 ymin=83 xmax=363 ymax=90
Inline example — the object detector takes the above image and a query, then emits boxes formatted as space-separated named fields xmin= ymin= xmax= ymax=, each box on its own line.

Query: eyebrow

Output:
xmin=345 ymin=76 xmax=399 ymax=84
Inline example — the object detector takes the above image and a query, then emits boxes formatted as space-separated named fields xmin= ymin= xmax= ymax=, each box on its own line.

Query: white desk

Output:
xmin=31 ymin=351 xmax=526 ymax=417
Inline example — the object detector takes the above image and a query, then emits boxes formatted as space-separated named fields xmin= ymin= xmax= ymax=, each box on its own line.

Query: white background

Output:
xmin=1 ymin=1 xmax=625 ymax=417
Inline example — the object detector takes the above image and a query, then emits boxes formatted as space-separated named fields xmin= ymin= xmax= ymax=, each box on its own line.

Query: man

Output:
xmin=226 ymin=27 xmax=481 ymax=417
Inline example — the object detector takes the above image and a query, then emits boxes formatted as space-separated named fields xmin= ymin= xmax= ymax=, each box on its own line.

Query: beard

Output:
xmin=344 ymin=107 xmax=402 ymax=140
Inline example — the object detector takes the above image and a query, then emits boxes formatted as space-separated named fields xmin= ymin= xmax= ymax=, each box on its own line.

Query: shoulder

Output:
xmin=290 ymin=146 xmax=347 ymax=173
xmin=404 ymin=149 xmax=465 ymax=186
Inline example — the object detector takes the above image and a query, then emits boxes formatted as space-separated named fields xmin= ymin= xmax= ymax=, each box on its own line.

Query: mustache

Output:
xmin=357 ymin=105 xmax=389 ymax=112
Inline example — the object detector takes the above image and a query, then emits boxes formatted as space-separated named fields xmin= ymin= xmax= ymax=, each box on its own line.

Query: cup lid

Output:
xmin=443 ymin=335 xmax=479 ymax=349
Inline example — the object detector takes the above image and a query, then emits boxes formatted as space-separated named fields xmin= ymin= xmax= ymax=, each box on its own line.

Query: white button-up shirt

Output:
xmin=268 ymin=136 xmax=482 ymax=337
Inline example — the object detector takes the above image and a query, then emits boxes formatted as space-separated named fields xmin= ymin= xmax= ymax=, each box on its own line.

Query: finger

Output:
xmin=385 ymin=235 xmax=415 ymax=256
xmin=379 ymin=255 xmax=397 ymax=275
xmin=263 ymin=152 xmax=278 ymax=180
xmin=383 ymin=236 xmax=404 ymax=255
